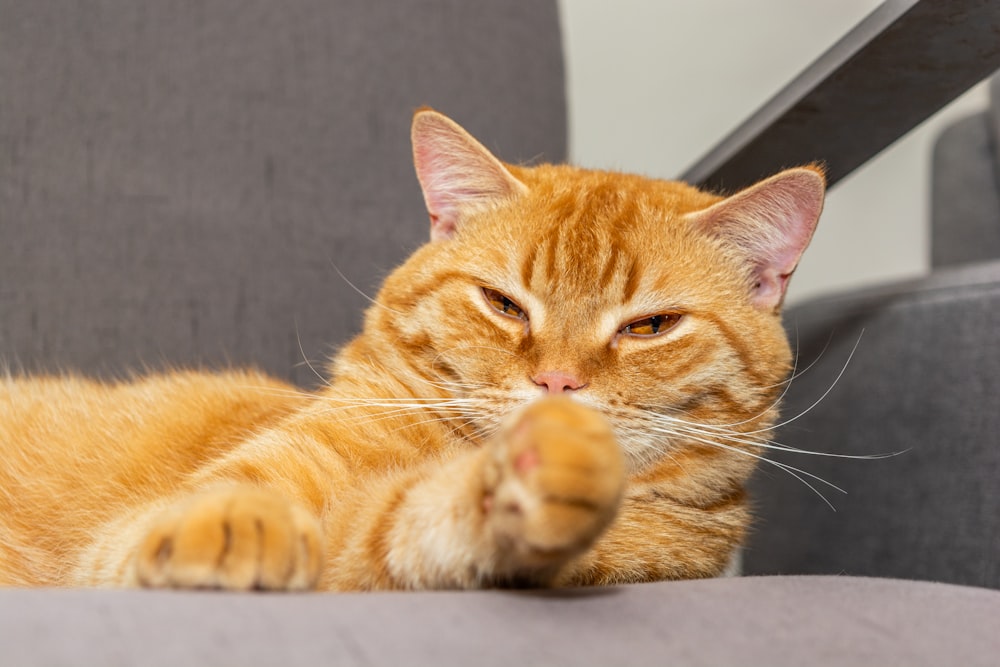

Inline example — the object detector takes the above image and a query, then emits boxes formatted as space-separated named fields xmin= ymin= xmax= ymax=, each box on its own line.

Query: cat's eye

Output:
xmin=481 ymin=287 xmax=527 ymax=321
xmin=620 ymin=313 xmax=683 ymax=337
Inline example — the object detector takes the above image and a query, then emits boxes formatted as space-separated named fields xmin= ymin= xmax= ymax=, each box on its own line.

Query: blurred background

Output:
xmin=558 ymin=0 xmax=990 ymax=304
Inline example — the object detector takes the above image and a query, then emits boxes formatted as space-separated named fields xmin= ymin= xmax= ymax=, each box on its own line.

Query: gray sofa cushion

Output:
xmin=745 ymin=260 xmax=1000 ymax=588
xmin=0 ymin=0 xmax=566 ymax=387
xmin=990 ymin=74 xmax=1000 ymax=162
xmin=2 ymin=576 xmax=998 ymax=666
xmin=931 ymin=113 xmax=1000 ymax=267
xmin=931 ymin=73 xmax=1000 ymax=268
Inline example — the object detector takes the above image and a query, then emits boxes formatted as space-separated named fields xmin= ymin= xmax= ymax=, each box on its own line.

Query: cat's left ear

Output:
xmin=687 ymin=166 xmax=826 ymax=312
xmin=412 ymin=108 xmax=527 ymax=241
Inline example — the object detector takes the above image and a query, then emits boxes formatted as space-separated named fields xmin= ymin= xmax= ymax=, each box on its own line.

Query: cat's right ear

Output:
xmin=411 ymin=109 xmax=527 ymax=241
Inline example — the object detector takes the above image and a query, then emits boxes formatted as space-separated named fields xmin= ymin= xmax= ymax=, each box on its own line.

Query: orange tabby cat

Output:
xmin=0 ymin=110 xmax=824 ymax=591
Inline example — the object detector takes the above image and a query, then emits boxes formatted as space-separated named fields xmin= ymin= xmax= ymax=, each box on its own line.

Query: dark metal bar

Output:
xmin=681 ymin=0 xmax=1000 ymax=192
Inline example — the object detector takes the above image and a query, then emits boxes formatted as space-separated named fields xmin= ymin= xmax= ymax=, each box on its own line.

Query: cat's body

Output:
xmin=0 ymin=110 xmax=824 ymax=591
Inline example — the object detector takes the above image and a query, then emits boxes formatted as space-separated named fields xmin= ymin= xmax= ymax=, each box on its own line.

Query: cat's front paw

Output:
xmin=484 ymin=396 xmax=625 ymax=576
xmin=135 ymin=487 xmax=322 ymax=591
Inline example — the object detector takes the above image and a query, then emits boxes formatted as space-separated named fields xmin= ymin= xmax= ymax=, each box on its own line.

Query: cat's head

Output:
xmin=359 ymin=109 xmax=824 ymax=480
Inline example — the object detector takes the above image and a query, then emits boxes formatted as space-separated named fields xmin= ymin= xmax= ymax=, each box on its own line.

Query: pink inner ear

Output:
xmin=694 ymin=168 xmax=825 ymax=311
xmin=753 ymin=266 xmax=792 ymax=309
xmin=427 ymin=213 xmax=455 ymax=241
xmin=413 ymin=140 xmax=459 ymax=239
xmin=411 ymin=111 xmax=525 ymax=242
xmin=412 ymin=141 xmax=464 ymax=240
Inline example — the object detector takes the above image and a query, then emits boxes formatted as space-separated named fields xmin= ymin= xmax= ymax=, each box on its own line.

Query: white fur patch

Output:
xmin=720 ymin=546 xmax=743 ymax=577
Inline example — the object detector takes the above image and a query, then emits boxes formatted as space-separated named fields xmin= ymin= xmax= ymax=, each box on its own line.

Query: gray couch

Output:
xmin=744 ymin=78 xmax=1000 ymax=590
xmin=2 ymin=2 xmax=998 ymax=665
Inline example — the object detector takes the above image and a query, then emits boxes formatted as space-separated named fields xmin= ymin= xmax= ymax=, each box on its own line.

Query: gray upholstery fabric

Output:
xmin=990 ymin=74 xmax=1000 ymax=158
xmin=2 ymin=576 xmax=999 ymax=667
xmin=931 ymin=73 xmax=1000 ymax=267
xmin=744 ymin=260 xmax=1000 ymax=588
xmin=0 ymin=0 xmax=566 ymax=387
xmin=930 ymin=114 xmax=1000 ymax=267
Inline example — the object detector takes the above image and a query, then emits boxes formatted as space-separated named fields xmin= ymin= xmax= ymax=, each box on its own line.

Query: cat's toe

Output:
xmin=135 ymin=487 xmax=322 ymax=591
xmin=487 ymin=397 xmax=625 ymax=573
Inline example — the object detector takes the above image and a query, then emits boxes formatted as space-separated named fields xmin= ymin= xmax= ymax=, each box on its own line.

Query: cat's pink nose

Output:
xmin=532 ymin=371 xmax=586 ymax=394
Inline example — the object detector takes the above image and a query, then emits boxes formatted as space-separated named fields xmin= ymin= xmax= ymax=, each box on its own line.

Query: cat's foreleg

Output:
xmin=74 ymin=485 xmax=323 ymax=590
xmin=325 ymin=396 xmax=625 ymax=590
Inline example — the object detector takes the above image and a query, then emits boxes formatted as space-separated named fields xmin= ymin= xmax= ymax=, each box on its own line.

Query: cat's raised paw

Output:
xmin=485 ymin=397 xmax=625 ymax=574
xmin=135 ymin=487 xmax=322 ymax=591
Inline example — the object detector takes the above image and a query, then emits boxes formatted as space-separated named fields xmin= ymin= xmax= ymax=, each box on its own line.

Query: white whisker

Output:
xmin=697 ymin=330 xmax=859 ymax=433
xmin=661 ymin=418 xmax=897 ymax=461
xmin=756 ymin=330 xmax=865 ymax=435
xmin=640 ymin=421 xmax=843 ymax=509
xmin=293 ymin=319 xmax=333 ymax=389
xmin=329 ymin=260 xmax=405 ymax=316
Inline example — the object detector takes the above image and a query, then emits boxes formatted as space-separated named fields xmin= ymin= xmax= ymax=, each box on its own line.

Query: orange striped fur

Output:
xmin=0 ymin=110 xmax=824 ymax=590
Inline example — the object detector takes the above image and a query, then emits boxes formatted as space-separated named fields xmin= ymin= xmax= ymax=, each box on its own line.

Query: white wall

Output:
xmin=558 ymin=0 xmax=990 ymax=304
